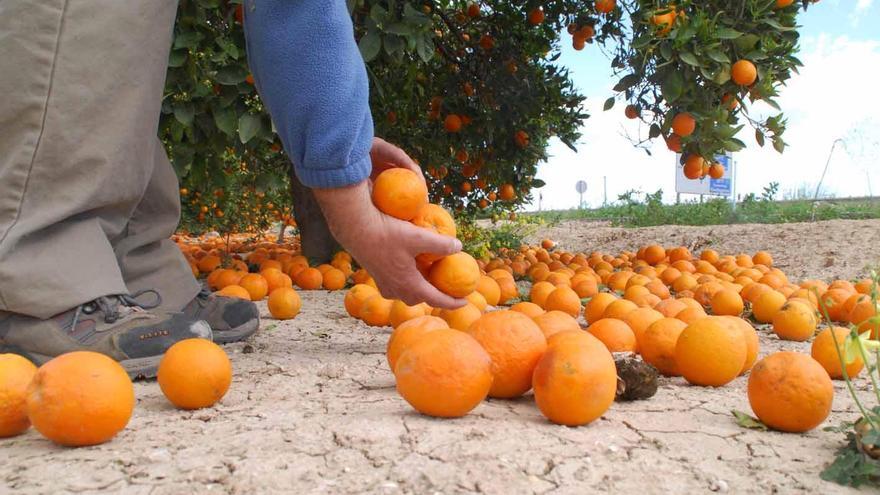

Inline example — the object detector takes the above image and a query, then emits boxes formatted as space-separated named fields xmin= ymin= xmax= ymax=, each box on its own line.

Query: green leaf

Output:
xmin=755 ymin=129 xmax=765 ymax=147
xmin=173 ymin=102 xmax=194 ymax=125
xmin=385 ymin=22 xmax=414 ymax=36
xmin=383 ymin=34 xmax=405 ymax=56
xmin=603 ymin=97 xmax=615 ymax=111
xmin=763 ymin=18 xmax=795 ymax=31
xmin=649 ymin=124 xmax=661 ymax=138
xmin=734 ymin=34 xmax=760 ymax=52
xmin=732 ymin=410 xmax=768 ymax=431
xmin=532 ymin=179 xmax=546 ymax=188
xmin=213 ymin=107 xmax=237 ymax=137
xmin=713 ymin=66 xmax=731 ymax=85
xmin=238 ymin=113 xmax=261 ymax=144
xmin=173 ymin=31 xmax=203 ymax=49
xmin=359 ymin=28 xmax=381 ymax=62
xmin=369 ymin=3 xmax=389 ymax=24
xmin=679 ymin=51 xmax=701 ymax=67
xmin=214 ymin=66 xmax=248 ymax=85
xmin=706 ymin=49 xmax=730 ymax=64
xmin=715 ymin=27 xmax=742 ymax=39
xmin=168 ymin=50 xmax=187 ymax=68
xmin=772 ymin=137 xmax=786 ymax=153
xmin=613 ymin=74 xmax=640 ymax=92
xmin=660 ymin=70 xmax=684 ymax=103
xmin=415 ymin=34 xmax=433 ymax=63
xmin=659 ymin=43 xmax=673 ymax=61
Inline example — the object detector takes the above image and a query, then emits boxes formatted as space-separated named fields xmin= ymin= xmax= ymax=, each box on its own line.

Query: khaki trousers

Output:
xmin=0 ymin=0 xmax=200 ymax=319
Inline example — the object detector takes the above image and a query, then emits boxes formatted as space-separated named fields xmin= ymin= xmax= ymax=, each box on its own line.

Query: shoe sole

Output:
xmin=212 ymin=317 xmax=260 ymax=345
xmin=0 ymin=344 xmax=161 ymax=380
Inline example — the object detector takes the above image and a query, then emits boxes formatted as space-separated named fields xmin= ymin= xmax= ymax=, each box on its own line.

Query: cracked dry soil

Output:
xmin=3 ymin=219 xmax=880 ymax=494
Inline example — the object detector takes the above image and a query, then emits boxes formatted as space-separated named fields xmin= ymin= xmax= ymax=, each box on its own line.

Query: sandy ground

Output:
xmin=3 ymin=219 xmax=880 ymax=494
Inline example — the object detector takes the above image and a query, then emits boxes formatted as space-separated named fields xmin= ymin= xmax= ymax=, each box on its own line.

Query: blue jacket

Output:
xmin=243 ymin=0 xmax=374 ymax=189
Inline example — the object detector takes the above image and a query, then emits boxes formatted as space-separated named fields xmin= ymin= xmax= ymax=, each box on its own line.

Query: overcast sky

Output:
xmin=527 ymin=0 xmax=880 ymax=211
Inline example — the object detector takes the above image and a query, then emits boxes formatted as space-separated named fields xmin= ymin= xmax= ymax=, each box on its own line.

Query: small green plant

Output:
xmin=457 ymin=215 xmax=542 ymax=260
xmin=819 ymin=271 xmax=880 ymax=488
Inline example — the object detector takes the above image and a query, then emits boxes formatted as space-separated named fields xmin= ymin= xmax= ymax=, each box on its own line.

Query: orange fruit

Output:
xmin=676 ymin=306 xmax=707 ymax=324
xmin=530 ymin=281 xmax=557 ymax=308
xmin=386 ymin=315 xmax=449 ymax=372
xmin=573 ymin=278 xmax=599 ymax=298
xmin=389 ymin=300 xmax=427 ymax=328
xmin=671 ymin=112 xmax=696 ymax=137
xmin=595 ymin=0 xmax=616 ymax=14
xmin=602 ymin=298 xmax=638 ymax=320
xmin=721 ymin=316 xmax=760 ymax=374
xmin=444 ymin=114 xmax=463 ymax=133
xmin=532 ymin=310 xmax=581 ymax=339
xmin=158 ymin=339 xmax=231 ymax=410
xmin=544 ymin=286 xmax=582 ymax=317
xmin=675 ymin=316 xmax=746 ymax=387
xmin=197 ymin=254 xmax=222 ymax=274
xmin=771 ymin=301 xmax=817 ymax=341
xmin=640 ymin=318 xmax=687 ymax=376
xmin=411 ymin=203 xmax=456 ymax=263
xmin=262 ymin=269 xmax=293 ymax=294
xmin=343 ymin=284 xmax=379 ymax=318
xmin=849 ymin=299 xmax=880 ymax=338
xmin=214 ymin=269 xmax=244 ymax=290
xmin=371 ymin=168 xmax=428 ymax=220
xmin=215 ymin=284 xmax=251 ymax=300
xmin=731 ymin=59 xmax=757 ymax=86
xmin=752 ymin=290 xmax=786 ymax=323
xmin=295 ymin=267 xmax=324 ymax=290
xmin=394 ymin=329 xmax=492 ymax=418
xmin=466 ymin=310 xmax=547 ymax=398
xmin=438 ymin=303 xmax=482 ymax=330
xmin=511 ymin=301 xmax=545 ymax=318
xmin=0 ymin=354 xmax=38 ymax=438
xmin=585 ymin=292 xmax=617 ymax=324
xmin=428 ymin=252 xmax=480 ymax=298
xmin=322 ymin=267 xmax=347 ymax=290
xmin=710 ymin=289 xmax=743 ymax=316
xmin=588 ymin=318 xmax=636 ymax=352
xmin=820 ymin=288 xmax=853 ymax=322
xmin=238 ymin=273 xmax=269 ymax=301
xmin=466 ymin=291 xmax=488 ymax=312
xmin=748 ymin=352 xmax=833 ymax=432
xmin=27 ymin=351 xmax=134 ymax=446
xmin=532 ymin=331 xmax=617 ymax=426
xmin=267 ymin=287 xmax=302 ymax=320
xmin=475 ymin=275 xmax=502 ymax=306
xmin=752 ymin=251 xmax=773 ymax=267
xmin=527 ymin=7 xmax=545 ymax=25
xmin=811 ymin=326 xmax=864 ymax=379
xmin=623 ymin=307 xmax=664 ymax=350
xmin=360 ymin=295 xmax=394 ymax=327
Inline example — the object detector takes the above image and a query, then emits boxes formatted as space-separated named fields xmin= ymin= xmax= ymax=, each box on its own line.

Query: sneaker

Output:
xmin=0 ymin=291 xmax=212 ymax=379
xmin=180 ymin=289 xmax=260 ymax=344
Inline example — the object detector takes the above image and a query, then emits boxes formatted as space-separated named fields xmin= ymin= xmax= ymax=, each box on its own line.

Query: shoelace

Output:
xmin=70 ymin=289 xmax=163 ymax=331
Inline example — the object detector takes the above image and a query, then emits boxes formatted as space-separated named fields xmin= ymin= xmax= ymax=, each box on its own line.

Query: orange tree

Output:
xmin=162 ymin=0 xmax=813 ymax=256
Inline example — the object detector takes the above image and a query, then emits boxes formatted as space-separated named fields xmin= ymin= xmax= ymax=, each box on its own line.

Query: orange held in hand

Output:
xmin=532 ymin=331 xmax=617 ymax=426
xmin=158 ymin=339 xmax=232 ymax=410
xmin=27 ymin=351 xmax=134 ymax=446
xmin=428 ymin=252 xmax=480 ymax=298
xmin=0 ymin=354 xmax=38 ymax=438
xmin=394 ymin=329 xmax=492 ymax=418
xmin=371 ymin=168 xmax=429 ymax=221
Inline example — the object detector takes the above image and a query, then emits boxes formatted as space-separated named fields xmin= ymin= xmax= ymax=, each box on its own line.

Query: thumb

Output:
xmin=404 ymin=225 xmax=462 ymax=257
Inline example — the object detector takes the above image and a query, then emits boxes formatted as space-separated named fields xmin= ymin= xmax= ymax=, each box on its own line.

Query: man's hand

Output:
xmin=313 ymin=181 xmax=466 ymax=309
xmin=368 ymin=137 xmax=425 ymax=184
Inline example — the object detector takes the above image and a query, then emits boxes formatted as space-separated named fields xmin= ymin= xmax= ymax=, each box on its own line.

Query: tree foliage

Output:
xmin=162 ymin=0 xmax=812 ymax=232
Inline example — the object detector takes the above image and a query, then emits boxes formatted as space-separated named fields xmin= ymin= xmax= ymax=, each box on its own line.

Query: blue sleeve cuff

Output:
xmin=295 ymin=151 xmax=372 ymax=189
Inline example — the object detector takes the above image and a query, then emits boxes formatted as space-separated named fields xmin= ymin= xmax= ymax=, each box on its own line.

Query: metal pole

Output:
xmin=811 ymin=138 xmax=844 ymax=221
xmin=603 ymin=176 xmax=607 ymax=206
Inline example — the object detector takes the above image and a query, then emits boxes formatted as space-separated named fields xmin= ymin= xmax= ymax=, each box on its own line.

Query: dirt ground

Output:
xmin=3 ymin=219 xmax=880 ymax=494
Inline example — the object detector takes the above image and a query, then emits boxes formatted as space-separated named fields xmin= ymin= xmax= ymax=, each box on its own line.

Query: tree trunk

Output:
xmin=289 ymin=168 xmax=340 ymax=264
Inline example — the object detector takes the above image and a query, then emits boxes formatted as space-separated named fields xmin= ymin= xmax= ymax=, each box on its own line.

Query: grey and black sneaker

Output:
xmin=181 ymin=289 xmax=260 ymax=344
xmin=0 ymin=291 xmax=212 ymax=379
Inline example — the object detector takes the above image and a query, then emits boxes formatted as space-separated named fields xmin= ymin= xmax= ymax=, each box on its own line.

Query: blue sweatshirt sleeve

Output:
xmin=243 ymin=0 xmax=374 ymax=189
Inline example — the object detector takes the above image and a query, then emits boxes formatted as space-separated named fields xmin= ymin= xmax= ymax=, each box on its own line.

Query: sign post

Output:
xmin=674 ymin=153 xmax=735 ymax=205
xmin=575 ymin=180 xmax=588 ymax=209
